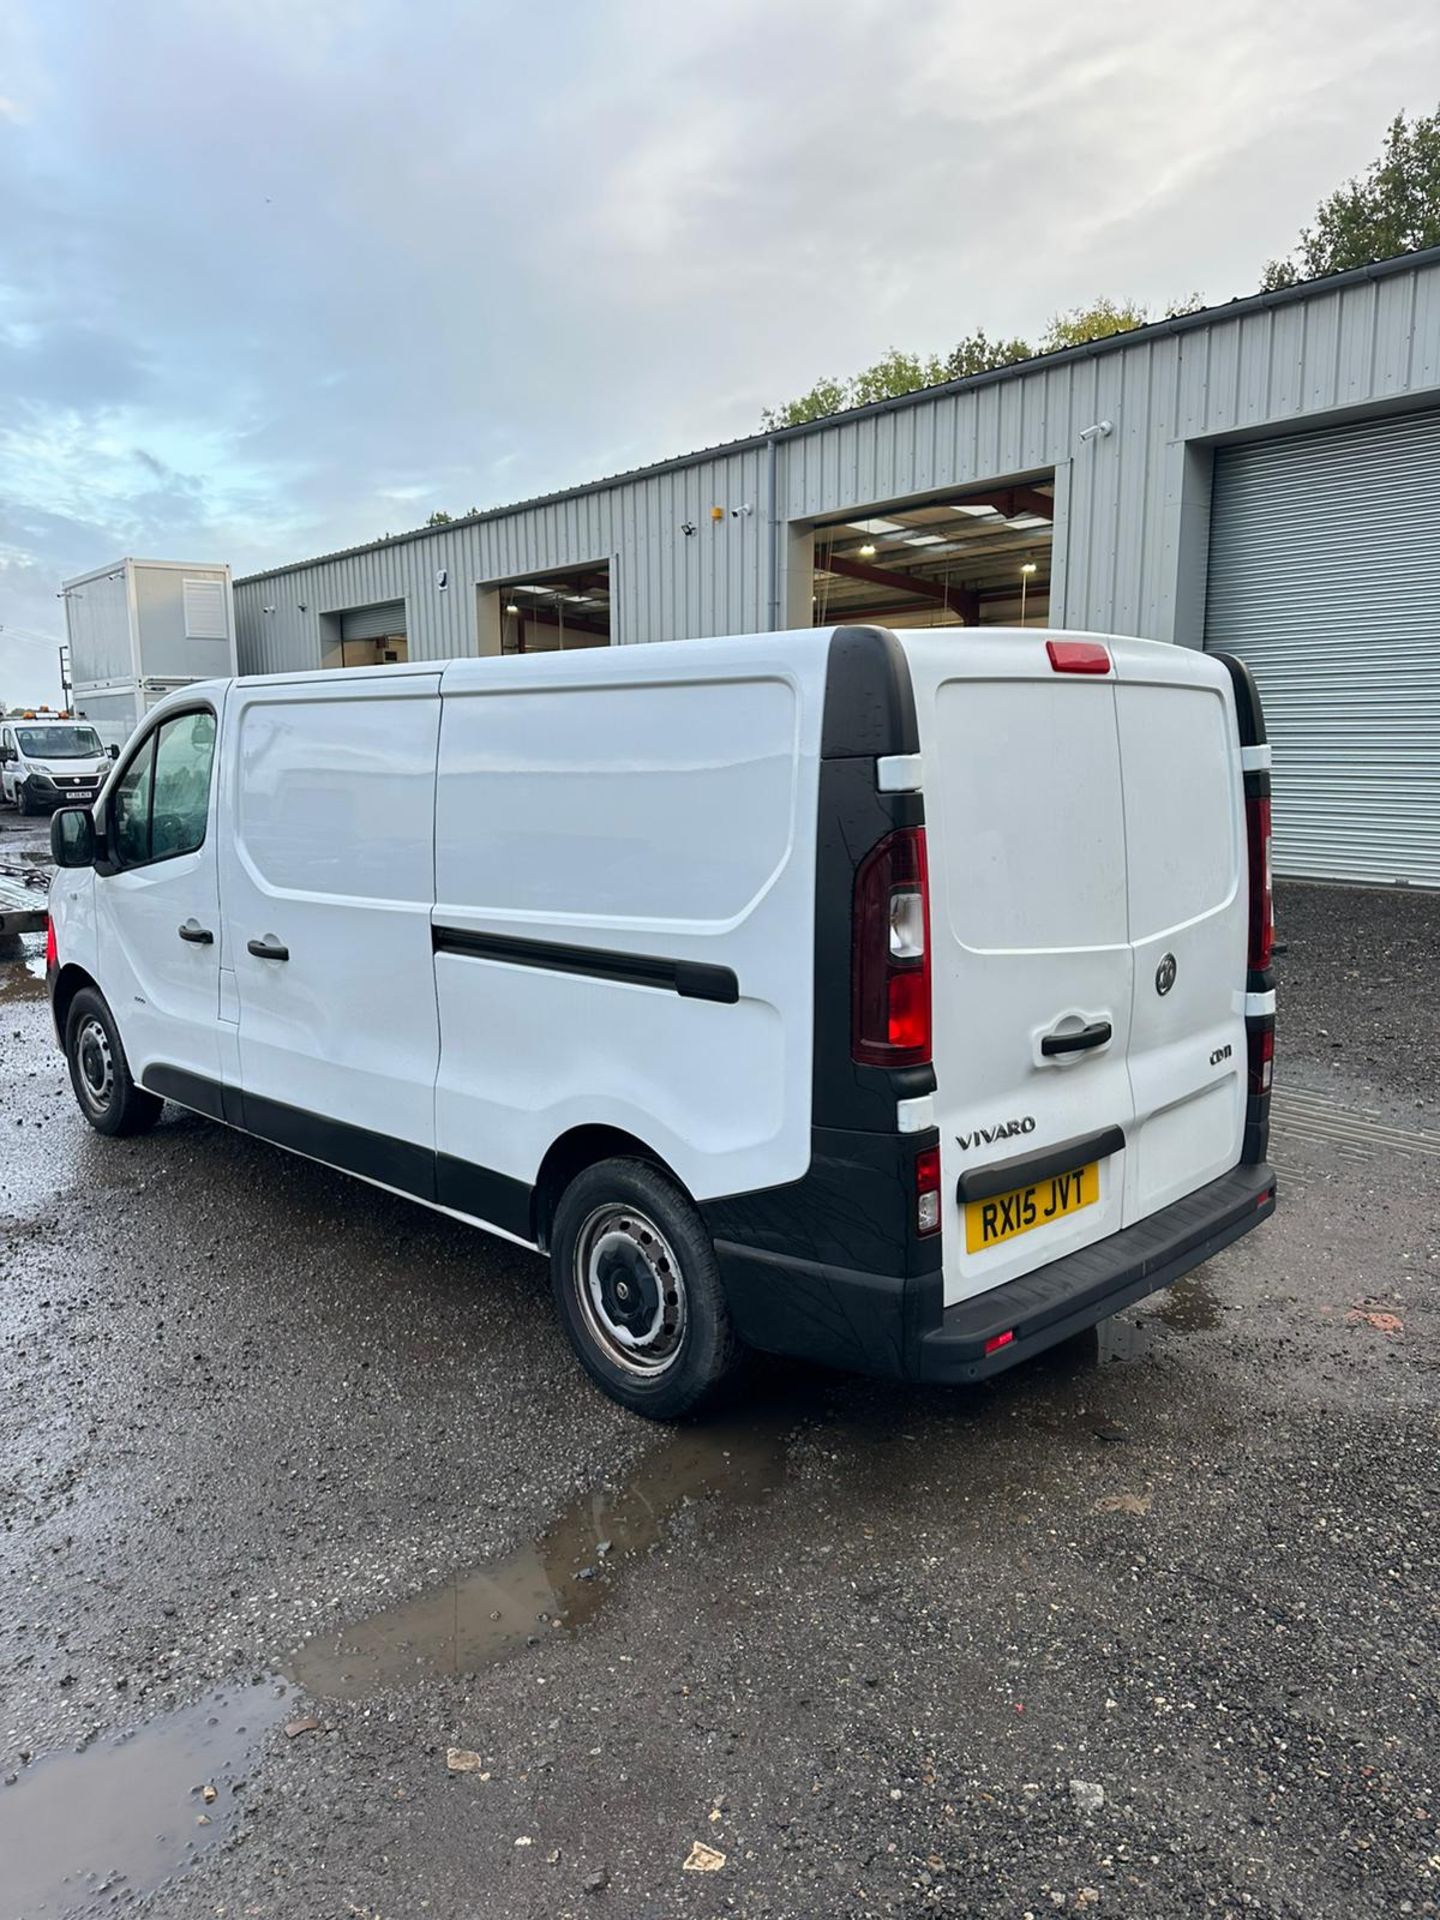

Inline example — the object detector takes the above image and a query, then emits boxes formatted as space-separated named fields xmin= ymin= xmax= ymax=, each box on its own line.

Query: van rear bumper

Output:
xmin=713 ymin=1160 xmax=1275 ymax=1384
xmin=915 ymin=1160 xmax=1275 ymax=1381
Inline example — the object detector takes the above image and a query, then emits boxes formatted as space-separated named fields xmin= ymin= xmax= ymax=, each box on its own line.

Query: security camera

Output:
xmin=680 ymin=521 xmax=697 ymax=537
xmin=730 ymin=503 xmax=754 ymax=518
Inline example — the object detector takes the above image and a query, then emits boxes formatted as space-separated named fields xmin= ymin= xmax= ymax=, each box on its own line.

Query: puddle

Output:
xmin=287 ymin=1405 xmax=792 ymax=1698
xmin=1151 ymin=1273 xmax=1222 ymax=1332
xmin=0 ymin=949 xmax=46 ymax=1002
xmin=0 ymin=1680 xmax=291 ymax=1920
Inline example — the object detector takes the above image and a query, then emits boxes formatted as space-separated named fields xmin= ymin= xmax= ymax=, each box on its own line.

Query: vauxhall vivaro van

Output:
xmin=45 ymin=626 xmax=1276 ymax=1418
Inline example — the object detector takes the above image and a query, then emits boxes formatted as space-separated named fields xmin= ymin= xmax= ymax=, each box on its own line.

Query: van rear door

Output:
xmin=900 ymin=630 xmax=1137 ymax=1309
xmin=1108 ymin=638 xmax=1246 ymax=1225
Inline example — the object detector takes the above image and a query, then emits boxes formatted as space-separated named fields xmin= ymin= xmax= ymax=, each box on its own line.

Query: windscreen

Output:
xmin=17 ymin=726 xmax=102 ymax=758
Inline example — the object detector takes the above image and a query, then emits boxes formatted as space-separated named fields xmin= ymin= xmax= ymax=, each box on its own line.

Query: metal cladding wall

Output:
xmin=235 ymin=251 xmax=1440 ymax=680
xmin=1206 ymin=410 xmax=1440 ymax=887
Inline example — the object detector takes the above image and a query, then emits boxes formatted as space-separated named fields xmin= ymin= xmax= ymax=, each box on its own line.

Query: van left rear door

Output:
xmin=218 ymin=674 xmax=443 ymax=1195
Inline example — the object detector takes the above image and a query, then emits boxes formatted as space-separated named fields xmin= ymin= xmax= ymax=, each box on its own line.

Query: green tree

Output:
xmin=425 ymin=509 xmax=454 ymax=526
xmin=944 ymin=328 xmax=1033 ymax=379
xmin=760 ymin=293 xmax=1204 ymax=428
xmin=1038 ymin=296 xmax=1149 ymax=353
xmin=1261 ymin=105 xmax=1440 ymax=289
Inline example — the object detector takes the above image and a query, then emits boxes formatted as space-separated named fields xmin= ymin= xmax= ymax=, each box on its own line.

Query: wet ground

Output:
xmin=1 ymin=806 xmax=1437 ymax=1919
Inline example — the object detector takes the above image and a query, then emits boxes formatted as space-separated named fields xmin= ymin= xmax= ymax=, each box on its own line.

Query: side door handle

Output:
xmin=177 ymin=920 xmax=214 ymax=945
xmin=247 ymin=936 xmax=290 ymax=962
xmin=1041 ymin=1019 xmax=1113 ymax=1057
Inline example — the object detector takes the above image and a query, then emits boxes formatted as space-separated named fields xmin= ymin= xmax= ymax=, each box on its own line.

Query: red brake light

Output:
xmin=1246 ymin=793 xmax=1274 ymax=973
xmin=45 ymin=916 xmax=57 ymax=970
xmin=984 ymin=1330 xmax=1015 ymax=1356
xmin=1046 ymin=639 xmax=1111 ymax=675
xmin=852 ymin=827 xmax=931 ymax=1068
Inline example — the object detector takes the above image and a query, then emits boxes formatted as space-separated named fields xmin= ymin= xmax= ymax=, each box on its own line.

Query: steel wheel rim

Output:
xmin=573 ymin=1204 xmax=688 ymax=1377
xmin=76 ymin=1015 xmax=114 ymax=1112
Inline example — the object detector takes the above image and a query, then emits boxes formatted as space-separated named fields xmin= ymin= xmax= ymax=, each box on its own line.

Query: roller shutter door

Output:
xmin=339 ymin=600 xmax=407 ymax=642
xmin=1205 ymin=410 xmax=1440 ymax=886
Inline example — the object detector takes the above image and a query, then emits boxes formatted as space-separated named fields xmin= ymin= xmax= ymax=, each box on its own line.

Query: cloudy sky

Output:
xmin=1 ymin=0 xmax=1437 ymax=699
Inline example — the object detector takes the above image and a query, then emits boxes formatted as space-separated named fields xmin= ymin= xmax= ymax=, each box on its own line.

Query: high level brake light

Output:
xmin=1046 ymin=639 xmax=1111 ymax=674
xmin=851 ymin=827 xmax=931 ymax=1068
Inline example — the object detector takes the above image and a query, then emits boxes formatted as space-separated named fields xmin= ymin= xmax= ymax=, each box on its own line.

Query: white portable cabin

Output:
xmin=64 ymin=559 xmax=237 ymax=753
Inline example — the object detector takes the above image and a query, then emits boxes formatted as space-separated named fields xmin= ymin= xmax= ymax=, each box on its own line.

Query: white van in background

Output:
xmin=44 ymin=626 xmax=1276 ymax=1418
xmin=1 ymin=717 xmax=117 ymax=815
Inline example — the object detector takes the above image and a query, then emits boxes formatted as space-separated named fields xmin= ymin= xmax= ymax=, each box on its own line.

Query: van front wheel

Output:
xmin=65 ymin=987 xmax=163 ymax=1137
xmin=549 ymin=1157 xmax=742 ymax=1420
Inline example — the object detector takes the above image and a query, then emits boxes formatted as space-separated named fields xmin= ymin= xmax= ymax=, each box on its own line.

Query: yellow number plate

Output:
xmin=965 ymin=1161 xmax=1099 ymax=1254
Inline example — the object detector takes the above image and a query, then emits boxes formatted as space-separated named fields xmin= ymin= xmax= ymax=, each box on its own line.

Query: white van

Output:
xmin=44 ymin=627 xmax=1276 ymax=1418
xmin=2 ymin=717 xmax=116 ymax=814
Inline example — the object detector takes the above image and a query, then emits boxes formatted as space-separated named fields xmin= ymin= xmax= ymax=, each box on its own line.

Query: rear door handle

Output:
xmin=1041 ymin=1019 xmax=1112 ymax=1057
xmin=177 ymin=920 xmax=214 ymax=945
xmin=247 ymin=936 xmax=290 ymax=962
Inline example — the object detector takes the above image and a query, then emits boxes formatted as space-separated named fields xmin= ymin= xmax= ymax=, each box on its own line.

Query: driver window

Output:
xmin=111 ymin=737 xmax=155 ymax=868
xmin=108 ymin=709 xmax=216 ymax=869
xmin=151 ymin=710 xmax=216 ymax=858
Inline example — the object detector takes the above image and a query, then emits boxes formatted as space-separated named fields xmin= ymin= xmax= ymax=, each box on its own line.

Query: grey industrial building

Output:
xmin=235 ymin=247 xmax=1440 ymax=888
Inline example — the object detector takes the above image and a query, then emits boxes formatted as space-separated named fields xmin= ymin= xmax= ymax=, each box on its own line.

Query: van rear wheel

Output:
xmin=549 ymin=1157 xmax=742 ymax=1420
xmin=64 ymin=987 xmax=163 ymax=1137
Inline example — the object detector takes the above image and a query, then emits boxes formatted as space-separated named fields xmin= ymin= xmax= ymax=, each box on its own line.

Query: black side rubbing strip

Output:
xmin=432 ymin=926 xmax=739 ymax=1004
xmin=955 ymin=1125 xmax=1126 ymax=1204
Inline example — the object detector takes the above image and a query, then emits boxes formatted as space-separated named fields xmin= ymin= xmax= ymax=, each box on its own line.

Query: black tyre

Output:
xmin=64 ymin=986 xmax=163 ymax=1137
xmin=549 ymin=1157 xmax=743 ymax=1420
xmin=17 ymin=782 xmax=36 ymax=817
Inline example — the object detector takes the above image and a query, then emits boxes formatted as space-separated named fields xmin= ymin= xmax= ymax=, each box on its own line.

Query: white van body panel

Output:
xmin=1106 ymin=637 xmax=1248 ymax=1226
xmin=217 ymin=667 xmax=444 ymax=1158
xmin=897 ymin=629 xmax=1248 ymax=1309
xmin=433 ymin=633 xmax=827 ymax=1201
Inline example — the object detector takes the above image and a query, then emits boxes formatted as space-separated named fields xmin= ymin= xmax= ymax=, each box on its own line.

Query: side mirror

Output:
xmin=51 ymin=807 xmax=96 ymax=869
xmin=108 ymin=743 xmax=120 ymax=760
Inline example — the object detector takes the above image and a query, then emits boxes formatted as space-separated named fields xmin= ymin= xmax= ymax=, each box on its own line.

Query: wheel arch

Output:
xmin=51 ymin=961 xmax=100 ymax=1045
xmin=531 ymin=1125 xmax=686 ymax=1251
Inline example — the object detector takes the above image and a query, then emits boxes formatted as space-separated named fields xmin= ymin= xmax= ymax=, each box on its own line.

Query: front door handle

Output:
xmin=1041 ymin=1019 xmax=1112 ymax=1057
xmin=177 ymin=920 xmax=214 ymax=945
xmin=247 ymin=935 xmax=290 ymax=962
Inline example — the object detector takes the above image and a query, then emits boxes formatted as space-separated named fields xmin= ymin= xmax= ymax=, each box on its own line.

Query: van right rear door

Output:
xmin=900 ymin=630 xmax=1138 ymax=1310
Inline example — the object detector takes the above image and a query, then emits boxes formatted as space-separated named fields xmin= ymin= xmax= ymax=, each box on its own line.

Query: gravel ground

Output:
xmin=1274 ymin=880 xmax=1440 ymax=1115
xmin=1 ymin=814 xmax=1437 ymax=1919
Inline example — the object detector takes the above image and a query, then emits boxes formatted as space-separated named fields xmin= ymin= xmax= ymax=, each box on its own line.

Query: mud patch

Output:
xmin=287 ymin=1406 xmax=792 ymax=1698
xmin=0 ymin=1679 xmax=290 ymax=1920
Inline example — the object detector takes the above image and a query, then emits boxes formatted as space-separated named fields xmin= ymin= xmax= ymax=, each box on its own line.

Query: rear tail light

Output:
xmin=1248 ymin=1022 xmax=1274 ymax=1097
xmin=984 ymin=1329 xmax=1015 ymax=1356
xmin=852 ymin=827 xmax=932 ymax=1068
xmin=45 ymin=916 xmax=57 ymax=970
xmin=915 ymin=1146 xmax=941 ymax=1236
xmin=1046 ymin=639 xmax=1111 ymax=674
xmin=1245 ymin=793 xmax=1274 ymax=973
